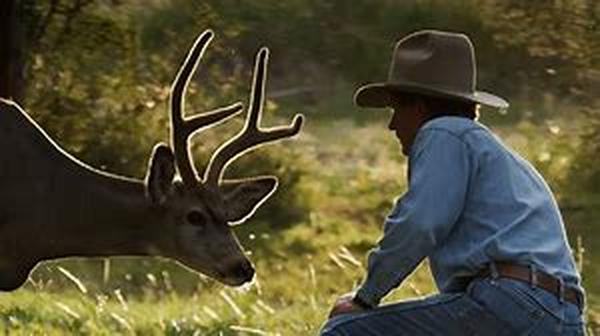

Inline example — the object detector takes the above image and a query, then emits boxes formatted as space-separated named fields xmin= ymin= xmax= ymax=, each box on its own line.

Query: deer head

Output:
xmin=143 ymin=30 xmax=303 ymax=286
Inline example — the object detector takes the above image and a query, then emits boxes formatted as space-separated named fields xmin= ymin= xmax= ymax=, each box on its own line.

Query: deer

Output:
xmin=0 ymin=30 xmax=304 ymax=291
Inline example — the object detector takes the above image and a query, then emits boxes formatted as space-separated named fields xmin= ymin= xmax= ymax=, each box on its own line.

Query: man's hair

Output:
xmin=391 ymin=92 xmax=479 ymax=120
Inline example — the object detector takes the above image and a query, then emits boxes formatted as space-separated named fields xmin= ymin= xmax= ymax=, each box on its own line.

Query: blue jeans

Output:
xmin=320 ymin=278 xmax=584 ymax=335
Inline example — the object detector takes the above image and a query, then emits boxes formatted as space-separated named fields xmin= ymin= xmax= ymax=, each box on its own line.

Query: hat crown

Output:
xmin=388 ymin=30 xmax=476 ymax=94
xmin=353 ymin=29 xmax=508 ymax=109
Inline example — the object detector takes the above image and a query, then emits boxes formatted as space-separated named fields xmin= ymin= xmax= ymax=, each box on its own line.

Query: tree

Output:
xmin=0 ymin=0 xmax=26 ymax=101
xmin=478 ymin=0 xmax=600 ymax=195
xmin=479 ymin=0 xmax=599 ymax=103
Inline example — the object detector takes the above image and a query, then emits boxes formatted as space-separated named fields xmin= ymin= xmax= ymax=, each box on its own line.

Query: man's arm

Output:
xmin=354 ymin=129 xmax=472 ymax=307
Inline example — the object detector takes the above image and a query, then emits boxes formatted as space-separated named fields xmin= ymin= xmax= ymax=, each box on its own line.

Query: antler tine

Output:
xmin=170 ymin=30 xmax=244 ymax=187
xmin=203 ymin=47 xmax=304 ymax=187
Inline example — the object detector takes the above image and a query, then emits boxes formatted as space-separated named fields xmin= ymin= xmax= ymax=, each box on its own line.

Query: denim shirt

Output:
xmin=356 ymin=116 xmax=582 ymax=307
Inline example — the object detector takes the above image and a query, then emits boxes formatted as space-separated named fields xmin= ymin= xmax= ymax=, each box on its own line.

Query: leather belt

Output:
xmin=476 ymin=262 xmax=583 ymax=309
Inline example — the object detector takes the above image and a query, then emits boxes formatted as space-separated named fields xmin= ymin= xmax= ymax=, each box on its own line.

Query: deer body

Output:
xmin=0 ymin=30 xmax=303 ymax=291
xmin=1 ymin=103 xmax=160 ymax=251
xmin=0 ymin=105 xmax=160 ymax=288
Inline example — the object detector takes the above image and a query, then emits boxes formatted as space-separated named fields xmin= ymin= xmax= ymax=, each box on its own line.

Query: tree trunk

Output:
xmin=0 ymin=0 xmax=26 ymax=103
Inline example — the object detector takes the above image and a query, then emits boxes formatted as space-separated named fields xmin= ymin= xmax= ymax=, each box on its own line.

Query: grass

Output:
xmin=0 ymin=218 xmax=434 ymax=335
xmin=1 ymin=118 xmax=599 ymax=335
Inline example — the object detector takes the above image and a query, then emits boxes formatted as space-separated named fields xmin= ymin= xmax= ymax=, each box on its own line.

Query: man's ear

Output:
xmin=220 ymin=177 xmax=278 ymax=224
xmin=145 ymin=143 xmax=176 ymax=205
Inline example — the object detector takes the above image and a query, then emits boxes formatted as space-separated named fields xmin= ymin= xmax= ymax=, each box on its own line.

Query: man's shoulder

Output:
xmin=420 ymin=116 xmax=485 ymax=140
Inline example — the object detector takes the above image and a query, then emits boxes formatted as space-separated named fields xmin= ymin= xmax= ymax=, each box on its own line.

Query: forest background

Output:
xmin=0 ymin=0 xmax=599 ymax=334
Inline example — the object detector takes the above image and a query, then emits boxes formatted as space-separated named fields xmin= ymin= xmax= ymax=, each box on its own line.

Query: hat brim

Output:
xmin=354 ymin=82 xmax=509 ymax=109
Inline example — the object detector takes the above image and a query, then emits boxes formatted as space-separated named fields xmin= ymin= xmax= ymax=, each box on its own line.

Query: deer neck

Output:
xmin=42 ymin=170 xmax=167 ymax=259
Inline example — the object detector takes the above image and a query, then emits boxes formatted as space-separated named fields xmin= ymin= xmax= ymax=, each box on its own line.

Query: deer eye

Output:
xmin=186 ymin=210 xmax=206 ymax=227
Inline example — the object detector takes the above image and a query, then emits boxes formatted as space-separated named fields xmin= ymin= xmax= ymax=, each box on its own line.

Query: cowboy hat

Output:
xmin=354 ymin=30 xmax=508 ymax=109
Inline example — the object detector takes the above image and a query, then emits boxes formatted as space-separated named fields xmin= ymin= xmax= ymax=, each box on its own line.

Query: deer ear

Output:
xmin=220 ymin=177 xmax=278 ymax=224
xmin=146 ymin=143 xmax=176 ymax=205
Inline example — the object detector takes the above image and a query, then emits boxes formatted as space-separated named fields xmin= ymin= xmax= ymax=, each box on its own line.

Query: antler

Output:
xmin=203 ymin=48 xmax=304 ymax=187
xmin=170 ymin=30 xmax=244 ymax=187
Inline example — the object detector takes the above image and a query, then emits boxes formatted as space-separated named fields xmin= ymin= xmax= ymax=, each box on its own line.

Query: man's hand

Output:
xmin=328 ymin=292 xmax=365 ymax=318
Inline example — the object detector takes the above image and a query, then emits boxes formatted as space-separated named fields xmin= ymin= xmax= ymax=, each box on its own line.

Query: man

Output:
xmin=321 ymin=30 xmax=585 ymax=335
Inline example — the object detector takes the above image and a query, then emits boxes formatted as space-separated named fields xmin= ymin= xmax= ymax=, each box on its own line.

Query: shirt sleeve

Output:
xmin=355 ymin=129 xmax=472 ymax=307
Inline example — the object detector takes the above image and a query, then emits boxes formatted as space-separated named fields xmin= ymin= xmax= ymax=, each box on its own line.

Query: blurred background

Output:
xmin=1 ymin=0 xmax=599 ymax=334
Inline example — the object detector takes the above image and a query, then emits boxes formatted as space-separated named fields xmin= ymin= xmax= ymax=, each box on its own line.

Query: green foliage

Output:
xmin=24 ymin=0 xmax=160 ymax=177
xmin=478 ymin=0 xmax=600 ymax=188
xmin=478 ymin=0 xmax=600 ymax=100
xmin=567 ymin=108 xmax=600 ymax=196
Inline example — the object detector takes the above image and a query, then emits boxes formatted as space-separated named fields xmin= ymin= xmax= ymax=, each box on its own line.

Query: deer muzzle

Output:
xmin=221 ymin=259 xmax=255 ymax=286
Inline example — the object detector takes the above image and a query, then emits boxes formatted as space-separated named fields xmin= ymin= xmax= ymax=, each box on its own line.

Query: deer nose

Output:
xmin=231 ymin=260 xmax=255 ymax=283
